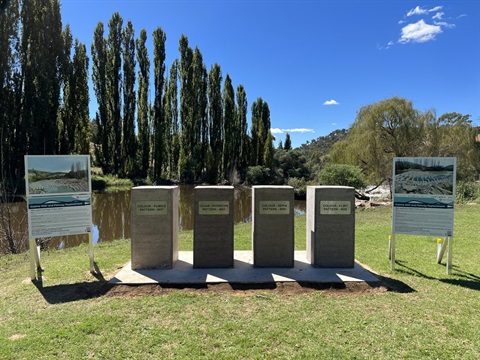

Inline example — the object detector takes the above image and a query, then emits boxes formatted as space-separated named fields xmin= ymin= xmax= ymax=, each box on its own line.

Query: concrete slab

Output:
xmin=109 ymin=251 xmax=379 ymax=285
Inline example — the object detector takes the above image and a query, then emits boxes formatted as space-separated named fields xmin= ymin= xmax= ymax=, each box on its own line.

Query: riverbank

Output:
xmin=1 ymin=205 xmax=480 ymax=358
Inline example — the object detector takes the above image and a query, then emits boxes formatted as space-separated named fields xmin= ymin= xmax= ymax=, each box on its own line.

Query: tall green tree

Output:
xmin=59 ymin=24 xmax=74 ymax=154
xmin=136 ymin=28 xmax=150 ymax=178
xmin=222 ymin=74 xmax=235 ymax=180
xmin=91 ymin=22 xmax=109 ymax=173
xmin=207 ymin=63 xmax=223 ymax=183
xmin=284 ymin=133 xmax=292 ymax=151
xmin=250 ymin=98 xmax=271 ymax=166
xmin=106 ymin=12 xmax=123 ymax=175
xmin=235 ymin=85 xmax=249 ymax=179
xmin=164 ymin=59 xmax=179 ymax=179
xmin=0 ymin=0 xmax=20 ymax=179
xmin=71 ymin=40 xmax=90 ymax=155
xmin=122 ymin=20 xmax=136 ymax=177
xmin=192 ymin=47 xmax=208 ymax=181
xmin=178 ymin=35 xmax=195 ymax=182
xmin=152 ymin=26 xmax=166 ymax=180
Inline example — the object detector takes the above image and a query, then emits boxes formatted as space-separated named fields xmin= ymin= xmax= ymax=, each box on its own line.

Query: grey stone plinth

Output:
xmin=131 ymin=186 xmax=179 ymax=270
xmin=193 ymin=186 xmax=234 ymax=268
xmin=306 ymin=186 xmax=355 ymax=268
xmin=252 ymin=186 xmax=294 ymax=268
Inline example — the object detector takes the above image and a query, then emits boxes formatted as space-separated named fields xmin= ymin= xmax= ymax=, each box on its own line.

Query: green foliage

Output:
xmin=245 ymin=166 xmax=272 ymax=185
xmin=91 ymin=174 xmax=133 ymax=192
xmin=455 ymin=181 xmax=480 ymax=203
xmin=275 ymin=149 xmax=310 ymax=181
xmin=317 ymin=163 xmax=366 ymax=189
xmin=287 ymin=177 xmax=307 ymax=198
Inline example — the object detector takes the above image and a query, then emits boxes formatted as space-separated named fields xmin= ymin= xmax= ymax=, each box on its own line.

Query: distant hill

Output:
xmin=298 ymin=129 xmax=348 ymax=156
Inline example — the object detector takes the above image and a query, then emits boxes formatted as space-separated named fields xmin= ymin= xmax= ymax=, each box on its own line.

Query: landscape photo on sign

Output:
xmin=26 ymin=155 xmax=90 ymax=196
xmin=393 ymin=158 xmax=455 ymax=196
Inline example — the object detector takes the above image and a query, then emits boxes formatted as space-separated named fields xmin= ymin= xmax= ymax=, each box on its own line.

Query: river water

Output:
xmin=3 ymin=186 xmax=306 ymax=251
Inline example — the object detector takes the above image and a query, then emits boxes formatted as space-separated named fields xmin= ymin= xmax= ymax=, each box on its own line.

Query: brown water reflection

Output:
xmin=2 ymin=186 xmax=306 ymax=251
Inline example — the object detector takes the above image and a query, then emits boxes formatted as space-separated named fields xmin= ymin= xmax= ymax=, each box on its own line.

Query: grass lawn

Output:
xmin=1 ymin=205 xmax=480 ymax=359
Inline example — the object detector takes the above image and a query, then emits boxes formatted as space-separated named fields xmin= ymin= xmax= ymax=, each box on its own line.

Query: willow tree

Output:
xmin=330 ymin=96 xmax=426 ymax=185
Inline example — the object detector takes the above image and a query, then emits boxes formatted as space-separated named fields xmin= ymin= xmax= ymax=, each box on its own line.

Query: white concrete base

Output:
xmin=110 ymin=251 xmax=379 ymax=285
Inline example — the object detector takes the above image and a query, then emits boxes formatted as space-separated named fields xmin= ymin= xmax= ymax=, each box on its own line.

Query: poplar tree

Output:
xmin=192 ymin=47 xmax=208 ymax=180
xmin=222 ymin=74 xmax=235 ymax=180
xmin=122 ymin=20 xmax=136 ymax=176
xmin=72 ymin=40 xmax=90 ymax=155
xmin=59 ymin=25 xmax=74 ymax=154
xmin=235 ymin=85 xmax=249 ymax=179
xmin=178 ymin=35 xmax=195 ymax=182
xmin=152 ymin=26 xmax=166 ymax=180
xmin=136 ymin=28 xmax=150 ymax=178
xmin=91 ymin=22 xmax=109 ymax=173
xmin=207 ymin=63 xmax=223 ymax=183
xmin=107 ymin=12 xmax=123 ymax=175
xmin=164 ymin=60 xmax=179 ymax=179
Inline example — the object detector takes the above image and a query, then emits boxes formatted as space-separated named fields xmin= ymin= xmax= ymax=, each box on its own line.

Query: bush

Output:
xmin=317 ymin=163 xmax=366 ymax=189
xmin=288 ymin=177 xmax=307 ymax=198
xmin=456 ymin=182 xmax=480 ymax=203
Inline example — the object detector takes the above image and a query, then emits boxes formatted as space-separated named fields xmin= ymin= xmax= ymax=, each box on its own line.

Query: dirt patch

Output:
xmin=106 ymin=281 xmax=389 ymax=298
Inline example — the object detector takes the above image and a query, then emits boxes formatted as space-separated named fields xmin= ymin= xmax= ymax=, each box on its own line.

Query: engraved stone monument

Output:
xmin=252 ymin=185 xmax=294 ymax=267
xmin=306 ymin=186 xmax=355 ymax=268
xmin=193 ymin=186 xmax=234 ymax=268
xmin=131 ymin=186 xmax=179 ymax=270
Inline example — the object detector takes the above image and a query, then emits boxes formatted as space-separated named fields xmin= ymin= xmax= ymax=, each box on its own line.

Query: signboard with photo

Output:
xmin=392 ymin=157 xmax=456 ymax=237
xmin=25 ymin=155 xmax=91 ymax=197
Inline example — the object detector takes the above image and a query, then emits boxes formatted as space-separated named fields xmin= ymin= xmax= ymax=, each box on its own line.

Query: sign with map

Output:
xmin=392 ymin=157 xmax=456 ymax=237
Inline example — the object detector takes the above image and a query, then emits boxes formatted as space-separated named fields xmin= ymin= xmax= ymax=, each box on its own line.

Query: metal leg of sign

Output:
xmin=89 ymin=232 xmax=94 ymax=273
xmin=29 ymin=238 xmax=37 ymax=280
xmin=388 ymin=235 xmax=391 ymax=260
xmin=390 ymin=233 xmax=396 ymax=271
xmin=446 ymin=236 xmax=452 ymax=275
xmin=29 ymin=238 xmax=41 ymax=280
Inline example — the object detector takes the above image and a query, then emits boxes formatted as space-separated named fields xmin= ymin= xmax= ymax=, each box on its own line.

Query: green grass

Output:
xmin=1 ymin=205 xmax=480 ymax=359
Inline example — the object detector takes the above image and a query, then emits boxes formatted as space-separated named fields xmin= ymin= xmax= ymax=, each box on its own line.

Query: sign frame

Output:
xmin=25 ymin=155 xmax=94 ymax=280
xmin=390 ymin=157 xmax=456 ymax=274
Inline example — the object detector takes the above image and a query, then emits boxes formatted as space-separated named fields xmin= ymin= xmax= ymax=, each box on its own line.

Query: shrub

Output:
xmin=317 ymin=163 xmax=366 ymax=189
xmin=456 ymin=181 xmax=480 ymax=203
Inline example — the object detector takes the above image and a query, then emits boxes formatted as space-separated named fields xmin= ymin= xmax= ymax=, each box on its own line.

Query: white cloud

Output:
xmin=432 ymin=12 xmax=444 ymax=20
xmin=434 ymin=21 xmax=455 ymax=29
xmin=406 ymin=5 xmax=443 ymax=17
xmin=323 ymin=99 xmax=340 ymax=105
xmin=407 ymin=6 xmax=428 ymax=17
xmin=399 ymin=20 xmax=442 ymax=44
xmin=271 ymin=128 xmax=315 ymax=135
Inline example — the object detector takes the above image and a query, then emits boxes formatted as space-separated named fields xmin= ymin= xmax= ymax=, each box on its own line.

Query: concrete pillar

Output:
xmin=306 ymin=186 xmax=355 ymax=268
xmin=130 ymin=186 xmax=179 ymax=269
xmin=193 ymin=186 xmax=234 ymax=268
xmin=252 ymin=185 xmax=294 ymax=267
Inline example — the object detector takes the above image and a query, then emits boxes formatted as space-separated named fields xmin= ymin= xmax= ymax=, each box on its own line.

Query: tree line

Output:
xmin=0 ymin=0 xmax=275 ymax=189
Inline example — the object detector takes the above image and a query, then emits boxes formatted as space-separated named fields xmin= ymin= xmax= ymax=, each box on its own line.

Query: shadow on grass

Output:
xmin=32 ymin=262 xmax=114 ymax=304
xmin=395 ymin=260 xmax=480 ymax=292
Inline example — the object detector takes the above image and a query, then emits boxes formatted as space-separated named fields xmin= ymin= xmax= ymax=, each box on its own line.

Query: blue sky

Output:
xmin=60 ymin=0 xmax=480 ymax=148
